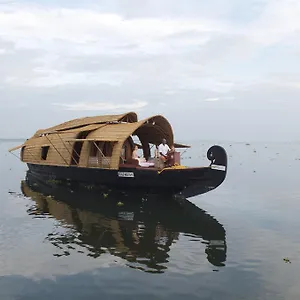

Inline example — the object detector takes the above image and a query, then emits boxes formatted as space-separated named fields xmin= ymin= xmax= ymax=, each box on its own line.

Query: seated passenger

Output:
xmin=158 ymin=139 xmax=174 ymax=165
xmin=132 ymin=145 xmax=146 ymax=163
xmin=132 ymin=145 xmax=139 ymax=160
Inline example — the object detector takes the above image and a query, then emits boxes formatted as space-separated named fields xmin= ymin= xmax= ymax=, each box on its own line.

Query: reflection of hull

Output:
xmin=26 ymin=145 xmax=227 ymax=197
xmin=21 ymin=172 xmax=227 ymax=272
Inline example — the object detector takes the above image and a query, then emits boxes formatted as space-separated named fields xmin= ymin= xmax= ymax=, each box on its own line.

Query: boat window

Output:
xmin=103 ymin=142 xmax=113 ymax=156
xmin=88 ymin=141 xmax=115 ymax=168
xmin=90 ymin=141 xmax=104 ymax=157
xmin=71 ymin=131 xmax=89 ymax=165
xmin=149 ymin=143 xmax=158 ymax=158
xmin=131 ymin=135 xmax=141 ymax=146
xmin=131 ymin=135 xmax=144 ymax=157
xmin=71 ymin=141 xmax=84 ymax=165
xmin=41 ymin=146 xmax=50 ymax=160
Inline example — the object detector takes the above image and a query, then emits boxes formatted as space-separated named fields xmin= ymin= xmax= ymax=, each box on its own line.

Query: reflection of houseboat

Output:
xmin=10 ymin=112 xmax=227 ymax=196
xmin=21 ymin=172 xmax=227 ymax=272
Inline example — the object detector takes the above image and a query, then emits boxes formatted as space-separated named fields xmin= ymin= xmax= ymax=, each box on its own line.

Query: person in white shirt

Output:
xmin=158 ymin=138 xmax=171 ymax=164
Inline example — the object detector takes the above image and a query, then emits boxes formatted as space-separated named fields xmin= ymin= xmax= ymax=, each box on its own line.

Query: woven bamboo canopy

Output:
xmin=9 ymin=112 xmax=190 ymax=169
xmin=33 ymin=112 xmax=137 ymax=136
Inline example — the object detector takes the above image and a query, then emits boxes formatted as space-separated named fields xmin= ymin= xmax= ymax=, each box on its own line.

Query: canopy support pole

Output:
xmin=56 ymin=133 xmax=78 ymax=166
xmin=8 ymin=144 xmax=24 ymax=153
xmin=66 ymin=141 xmax=80 ymax=159
xmin=11 ymin=146 xmax=36 ymax=162
xmin=9 ymin=151 xmax=21 ymax=161
xmin=180 ymin=149 xmax=188 ymax=158
xmin=45 ymin=135 xmax=69 ymax=165
xmin=93 ymin=142 xmax=110 ymax=165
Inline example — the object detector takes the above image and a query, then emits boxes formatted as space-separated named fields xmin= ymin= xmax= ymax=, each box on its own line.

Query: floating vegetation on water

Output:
xmin=53 ymin=253 xmax=62 ymax=257
xmin=117 ymin=201 xmax=124 ymax=206
xmin=103 ymin=193 xmax=108 ymax=198
xmin=283 ymin=257 xmax=291 ymax=263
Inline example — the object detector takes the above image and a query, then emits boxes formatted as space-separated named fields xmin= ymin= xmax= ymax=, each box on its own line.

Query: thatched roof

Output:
xmin=33 ymin=112 xmax=137 ymax=136
xmin=86 ymin=115 xmax=173 ymax=146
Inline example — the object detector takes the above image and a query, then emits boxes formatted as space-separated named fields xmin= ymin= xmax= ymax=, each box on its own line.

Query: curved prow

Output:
xmin=207 ymin=145 xmax=227 ymax=172
xmin=182 ymin=145 xmax=228 ymax=198
xmin=207 ymin=145 xmax=228 ymax=189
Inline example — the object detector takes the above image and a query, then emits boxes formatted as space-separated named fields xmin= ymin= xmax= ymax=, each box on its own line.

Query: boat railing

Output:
xmin=88 ymin=156 xmax=111 ymax=168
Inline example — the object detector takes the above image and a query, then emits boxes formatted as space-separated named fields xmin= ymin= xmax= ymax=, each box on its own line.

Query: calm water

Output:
xmin=0 ymin=139 xmax=300 ymax=299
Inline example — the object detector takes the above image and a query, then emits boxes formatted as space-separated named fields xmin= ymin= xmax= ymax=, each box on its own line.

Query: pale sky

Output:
xmin=0 ymin=0 xmax=299 ymax=142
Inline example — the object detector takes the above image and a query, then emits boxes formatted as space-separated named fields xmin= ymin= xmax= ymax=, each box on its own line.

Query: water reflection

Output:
xmin=21 ymin=171 xmax=227 ymax=273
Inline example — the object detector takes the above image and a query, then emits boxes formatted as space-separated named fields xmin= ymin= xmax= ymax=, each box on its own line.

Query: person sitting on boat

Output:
xmin=132 ymin=145 xmax=139 ymax=160
xmin=132 ymin=145 xmax=146 ymax=164
xmin=158 ymin=139 xmax=173 ymax=164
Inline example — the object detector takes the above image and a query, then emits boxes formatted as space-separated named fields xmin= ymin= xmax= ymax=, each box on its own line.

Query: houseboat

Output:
xmin=9 ymin=112 xmax=227 ymax=197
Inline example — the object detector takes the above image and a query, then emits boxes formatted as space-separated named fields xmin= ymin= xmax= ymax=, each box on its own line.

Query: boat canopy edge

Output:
xmin=8 ymin=144 xmax=24 ymax=152
xmin=174 ymin=142 xmax=191 ymax=148
xmin=66 ymin=138 xmax=119 ymax=142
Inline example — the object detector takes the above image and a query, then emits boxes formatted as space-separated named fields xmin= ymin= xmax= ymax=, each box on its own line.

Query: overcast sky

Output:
xmin=0 ymin=0 xmax=299 ymax=142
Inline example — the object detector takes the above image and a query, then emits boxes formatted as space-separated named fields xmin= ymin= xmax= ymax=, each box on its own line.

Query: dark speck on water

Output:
xmin=0 ymin=139 xmax=300 ymax=299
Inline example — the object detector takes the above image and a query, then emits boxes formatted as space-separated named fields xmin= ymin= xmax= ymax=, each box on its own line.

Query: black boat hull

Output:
xmin=27 ymin=145 xmax=227 ymax=197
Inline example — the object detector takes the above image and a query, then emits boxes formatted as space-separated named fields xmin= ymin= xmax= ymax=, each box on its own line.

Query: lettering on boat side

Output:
xmin=118 ymin=171 xmax=134 ymax=178
xmin=210 ymin=164 xmax=226 ymax=171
